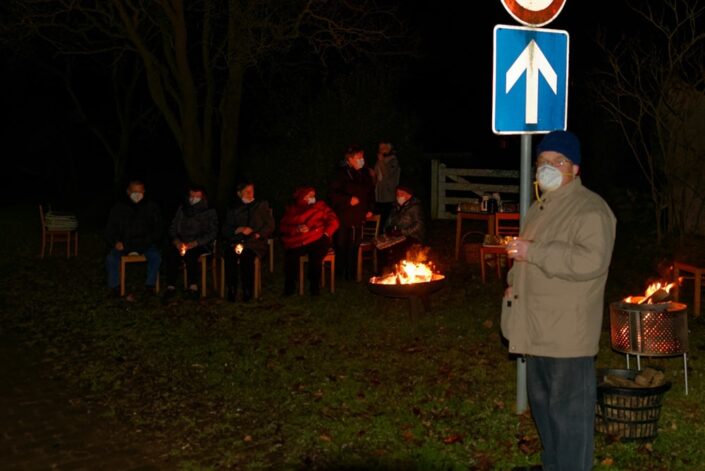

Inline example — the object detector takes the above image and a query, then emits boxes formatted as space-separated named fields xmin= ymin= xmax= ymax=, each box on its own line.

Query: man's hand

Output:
xmin=507 ymin=238 xmax=530 ymax=261
xmin=186 ymin=241 xmax=198 ymax=249
xmin=236 ymin=226 xmax=254 ymax=235
xmin=504 ymin=286 xmax=513 ymax=298
xmin=298 ymin=224 xmax=309 ymax=233
xmin=350 ymin=196 xmax=359 ymax=206
xmin=115 ymin=241 xmax=124 ymax=251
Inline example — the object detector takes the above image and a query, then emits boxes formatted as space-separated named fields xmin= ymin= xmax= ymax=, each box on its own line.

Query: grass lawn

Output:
xmin=2 ymin=204 xmax=703 ymax=470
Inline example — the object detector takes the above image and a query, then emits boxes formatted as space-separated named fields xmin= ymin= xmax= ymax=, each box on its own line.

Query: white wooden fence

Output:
xmin=430 ymin=159 xmax=519 ymax=220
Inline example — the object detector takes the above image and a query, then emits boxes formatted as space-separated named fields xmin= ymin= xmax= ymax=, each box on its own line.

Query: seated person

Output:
xmin=280 ymin=186 xmax=339 ymax=296
xmin=162 ymin=184 xmax=218 ymax=302
xmin=221 ymin=181 xmax=275 ymax=302
xmin=105 ymin=179 xmax=163 ymax=297
xmin=379 ymin=185 xmax=426 ymax=271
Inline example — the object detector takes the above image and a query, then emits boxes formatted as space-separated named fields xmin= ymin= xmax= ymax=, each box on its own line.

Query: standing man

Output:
xmin=105 ymin=179 xmax=163 ymax=297
xmin=373 ymin=140 xmax=401 ymax=224
xmin=502 ymin=131 xmax=616 ymax=471
xmin=328 ymin=144 xmax=375 ymax=280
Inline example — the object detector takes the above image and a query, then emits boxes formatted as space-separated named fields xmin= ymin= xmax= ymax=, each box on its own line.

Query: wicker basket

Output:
xmin=595 ymin=368 xmax=671 ymax=441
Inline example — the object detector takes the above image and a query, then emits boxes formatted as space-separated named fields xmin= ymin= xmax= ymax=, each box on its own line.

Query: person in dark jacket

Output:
xmin=280 ymin=186 xmax=339 ymax=296
xmin=105 ymin=180 xmax=163 ymax=297
xmin=162 ymin=184 xmax=218 ymax=302
xmin=379 ymin=185 xmax=426 ymax=271
xmin=328 ymin=144 xmax=376 ymax=280
xmin=221 ymin=181 xmax=275 ymax=302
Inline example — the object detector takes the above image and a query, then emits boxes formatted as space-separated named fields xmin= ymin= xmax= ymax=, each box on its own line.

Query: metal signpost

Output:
xmin=494 ymin=0 xmax=569 ymax=413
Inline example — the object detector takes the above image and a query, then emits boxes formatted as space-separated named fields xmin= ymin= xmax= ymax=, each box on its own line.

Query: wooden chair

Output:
xmin=356 ymin=214 xmax=382 ymax=282
xmin=219 ymin=254 xmax=263 ymax=300
xmin=299 ymin=248 xmax=335 ymax=295
xmin=182 ymin=243 xmax=218 ymax=298
xmin=480 ymin=212 xmax=520 ymax=283
xmin=120 ymin=254 xmax=160 ymax=296
xmin=673 ymin=261 xmax=704 ymax=317
xmin=39 ymin=204 xmax=78 ymax=258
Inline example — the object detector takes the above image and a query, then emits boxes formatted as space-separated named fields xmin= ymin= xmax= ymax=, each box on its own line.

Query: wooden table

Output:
xmin=454 ymin=212 xmax=496 ymax=261
xmin=673 ymin=261 xmax=703 ymax=317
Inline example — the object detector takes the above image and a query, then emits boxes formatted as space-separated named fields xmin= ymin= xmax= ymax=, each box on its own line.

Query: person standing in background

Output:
xmin=373 ymin=140 xmax=401 ymax=224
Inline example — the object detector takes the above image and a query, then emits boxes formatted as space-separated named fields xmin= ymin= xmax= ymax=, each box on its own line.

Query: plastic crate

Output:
xmin=595 ymin=368 xmax=671 ymax=441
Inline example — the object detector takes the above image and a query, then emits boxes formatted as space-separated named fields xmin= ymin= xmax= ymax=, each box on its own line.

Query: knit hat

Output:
xmin=536 ymin=130 xmax=581 ymax=165
xmin=396 ymin=184 xmax=414 ymax=197
xmin=293 ymin=186 xmax=315 ymax=203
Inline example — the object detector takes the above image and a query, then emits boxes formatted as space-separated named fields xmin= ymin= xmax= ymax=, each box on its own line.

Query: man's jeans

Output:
xmin=106 ymin=246 xmax=162 ymax=289
xmin=526 ymin=356 xmax=596 ymax=471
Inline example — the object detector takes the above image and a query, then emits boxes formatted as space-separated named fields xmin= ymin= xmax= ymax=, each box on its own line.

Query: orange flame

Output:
xmin=624 ymin=280 xmax=679 ymax=304
xmin=179 ymin=243 xmax=187 ymax=256
xmin=371 ymin=245 xmax=443 ymax=285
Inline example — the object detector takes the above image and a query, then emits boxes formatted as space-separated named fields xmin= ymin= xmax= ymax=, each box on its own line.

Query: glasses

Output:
xmin=536 ymin=157 xmax=572 ymax=168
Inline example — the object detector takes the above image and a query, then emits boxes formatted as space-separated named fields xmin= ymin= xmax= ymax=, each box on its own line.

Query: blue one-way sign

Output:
xmin=492 ymin=24 xmax=569 ymax=134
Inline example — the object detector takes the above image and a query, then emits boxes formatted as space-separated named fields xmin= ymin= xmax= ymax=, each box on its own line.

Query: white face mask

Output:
xmin=189 ymin=197 xmax=202 ymax=206
xmin=129 ymin=192 xmax=143 ymax=204
xmin=241 ymin=197 xmax=254 ymax=204
xmin=396 ymin=196 xmax=408 ymax=206
xmin=306 ymin=197 xmax=316 ymax=205
xmin=351 ymin=158 xmax=364 ymax=170
xmin=536 ymin=165 xmax=564 ymax=192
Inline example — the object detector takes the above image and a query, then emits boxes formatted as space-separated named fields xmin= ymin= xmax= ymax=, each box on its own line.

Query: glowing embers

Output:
xmin=610 ymin=301 xmax=688 ymax=356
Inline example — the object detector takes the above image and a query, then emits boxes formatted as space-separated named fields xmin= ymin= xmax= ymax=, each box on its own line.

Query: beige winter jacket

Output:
xmin=501 ymin=177 xmax=616 ymax=357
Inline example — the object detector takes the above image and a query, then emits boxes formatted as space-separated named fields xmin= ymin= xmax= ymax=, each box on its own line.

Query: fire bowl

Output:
xmin=367 ymin=275 xmax=446 ymax=317
xmin=367 ymin=274 xmax=446 ymax=298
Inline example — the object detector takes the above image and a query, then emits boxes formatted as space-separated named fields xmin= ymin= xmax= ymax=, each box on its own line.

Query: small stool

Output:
xmin=299 ymin=249 xmax=335 ymax=295
xmin=120 ymin=254 xmax=160 ymax=296
xmin=673 ymin=261 xmax=703 ymax=317
xmin=479 ymin=245 xmax=513 ymax=284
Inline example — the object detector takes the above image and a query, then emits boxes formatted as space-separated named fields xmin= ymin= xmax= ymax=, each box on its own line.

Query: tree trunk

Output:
xmin=217 ymin=62 xmax=244 ymax=210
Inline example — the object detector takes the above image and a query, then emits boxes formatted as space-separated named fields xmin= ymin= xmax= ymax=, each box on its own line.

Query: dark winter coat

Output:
xmin=221 ymin=199 xmax=275 ymax=258
xmin=168 ymin=199 xmax=218 ymax=249
xmin=105 ymin=196 xmax=163 ymax=253
xmin=328 ymin=163 xmax=375 ymax=228
xmin=280 ymin=201 xmax=339 ymax=249
xmin=386 ymin=196 xmax=426 ymax=243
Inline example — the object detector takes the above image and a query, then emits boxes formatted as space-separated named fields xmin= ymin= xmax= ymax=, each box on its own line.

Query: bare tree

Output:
xmin=592 ymin=0 xmax=705 ymax=241
xmin=7 ymin=0 xmax=408 ymax=207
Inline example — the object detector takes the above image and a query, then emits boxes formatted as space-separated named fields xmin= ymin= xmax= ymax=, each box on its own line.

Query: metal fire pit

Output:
xmin=610 ymin=301 xmax=689 ymax=394
xmin=367 ymin=274 xmax=446 ymax=317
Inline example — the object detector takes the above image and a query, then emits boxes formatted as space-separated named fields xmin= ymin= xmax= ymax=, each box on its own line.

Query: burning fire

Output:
xmin=179 ymin=243 xmax=188 ymax=256
xmin=235 ymin=243 xmax=244 ymax=255
xmin=624 ymin=280 xmax=678 ymax=304
xmin=371 ymin=246 xmax=444 ymax=285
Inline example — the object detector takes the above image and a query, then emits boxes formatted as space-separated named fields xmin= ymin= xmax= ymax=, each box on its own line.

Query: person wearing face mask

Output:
xmin=221 ymin=181 xmax=275 ymax=302
xmin=162 ymin=184 xmax=219 ymax=303
xmin=378 ymin=184 xmax=426 ymax=271
xmin=280 ymin=186 xmax=339 ymax=296
xmin=328 ymin=144 xmax=376 ymax=281
xmin=105 ymin=179 xmax=163 ymax=298
xmin=502 ymin=131 xmax=616 ymax=471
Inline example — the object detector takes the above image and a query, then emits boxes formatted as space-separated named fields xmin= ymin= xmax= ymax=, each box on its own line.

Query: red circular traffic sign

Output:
xmin=501 ymin=0 xmax=567 ymax=27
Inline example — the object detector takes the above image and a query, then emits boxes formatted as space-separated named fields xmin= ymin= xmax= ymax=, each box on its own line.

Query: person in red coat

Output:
xmin=280 ymin=186 xmax=339 ymax=296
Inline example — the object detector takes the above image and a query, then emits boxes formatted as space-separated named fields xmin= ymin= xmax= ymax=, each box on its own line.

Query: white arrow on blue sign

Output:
xmin=492 ymin=24 xmax=569 ymax=134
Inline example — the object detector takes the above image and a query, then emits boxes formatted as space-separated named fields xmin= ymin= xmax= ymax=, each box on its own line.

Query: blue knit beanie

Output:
xmin=536 ymin=130 xmax=581 ymax=165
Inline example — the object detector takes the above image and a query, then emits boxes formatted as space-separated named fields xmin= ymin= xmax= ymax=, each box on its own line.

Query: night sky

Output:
xmin=1 ymin=1 xmax=632 ymax=209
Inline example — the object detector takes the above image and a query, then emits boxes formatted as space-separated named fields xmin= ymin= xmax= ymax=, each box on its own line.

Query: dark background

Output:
xmin=2 ymin=1 xmax=634 ymax=224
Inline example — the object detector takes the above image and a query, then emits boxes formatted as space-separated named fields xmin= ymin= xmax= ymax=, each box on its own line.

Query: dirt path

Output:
xmin=0 ymin=332 xmax=174 ymax=470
